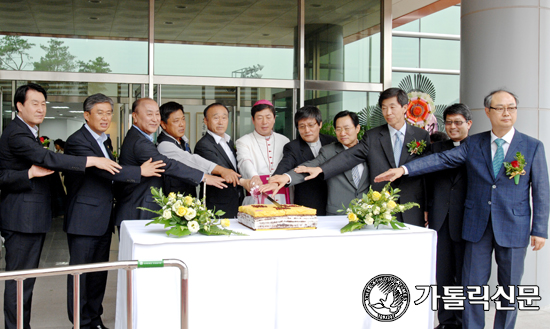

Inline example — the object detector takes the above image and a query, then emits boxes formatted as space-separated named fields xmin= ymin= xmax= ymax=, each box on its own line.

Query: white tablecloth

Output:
xmin=115 ymin=217 xmax=437 ymax=329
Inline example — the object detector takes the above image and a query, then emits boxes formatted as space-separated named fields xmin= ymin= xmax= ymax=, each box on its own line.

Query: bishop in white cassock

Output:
xmin=236 ymin=100 xmax=290 ymax=205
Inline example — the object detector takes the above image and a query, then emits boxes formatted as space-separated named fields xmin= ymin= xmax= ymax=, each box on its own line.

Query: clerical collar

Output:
xmin=453 ymin=141 xmax=460 ymax=146
xmin=307 ymin=139 xmax=321 ymax=148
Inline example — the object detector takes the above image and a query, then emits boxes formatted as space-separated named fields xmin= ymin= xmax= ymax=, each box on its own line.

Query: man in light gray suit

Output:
xmin=261 ymin=111 xmax=368 ymax=215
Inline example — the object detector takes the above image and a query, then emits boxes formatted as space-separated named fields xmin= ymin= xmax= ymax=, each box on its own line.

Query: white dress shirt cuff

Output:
xmin=401 ymin=165 xmax=409 ymax=175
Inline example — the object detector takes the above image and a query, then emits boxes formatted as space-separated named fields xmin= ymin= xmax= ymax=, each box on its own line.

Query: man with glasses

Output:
xmin=270 ymin=106 xmax=336 ymax=215
xmin=64 ymin=93 xmax=166 ymax=329
xmin=427 ymin=103 xmax=472 ymax=329
xmin=375 ymin=90 xmax=549 ymax=329
xmin=292 ymin=88 xmax=430 ymax=226
xmin=263 ymin=111 xmax=367 ymax=215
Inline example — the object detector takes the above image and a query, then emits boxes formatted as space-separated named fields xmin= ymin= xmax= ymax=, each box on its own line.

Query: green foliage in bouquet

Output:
xmin=339 ymin=182 xmax=419 ymax=233
xmin=139 ymin=187 xmax=247 ymax=237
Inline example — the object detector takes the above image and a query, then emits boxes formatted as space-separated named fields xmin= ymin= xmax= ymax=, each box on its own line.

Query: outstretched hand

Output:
xmin=260 ymin=174 xmax=290 ymax=195
xmin=220 ymin=168 xmax=241 ymax=187
xmin=28 ymin=165 xmax=55 ymax=179
xmin=204 ymin=174 xmax=227 ymax=189
xmin=374 ymin=168 xmax=405 ymax=183
xmin=294 ymin=166 xmax=322 ymax=181
xmin=140 ymin=158 xmax=166 ymax=177
xmin=88 ymin=157 xmax=122 ymax=175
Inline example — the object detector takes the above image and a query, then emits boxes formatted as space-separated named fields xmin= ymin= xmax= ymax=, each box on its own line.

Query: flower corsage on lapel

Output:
xmin=406 ymin=139 xmax=426 ymax=155
xmin=503 ymin=152 xmax=526 ymax=185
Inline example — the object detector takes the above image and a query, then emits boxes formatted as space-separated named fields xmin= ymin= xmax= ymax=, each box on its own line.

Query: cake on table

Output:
xmin=237 ymin=204 xmax=317 ymax=231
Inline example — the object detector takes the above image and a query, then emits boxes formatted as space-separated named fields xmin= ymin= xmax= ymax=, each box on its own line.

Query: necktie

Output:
xmin=493 ymin=138 xmax=505 ymax=178
xmin=393 ymin=131 xmax=403 ymax=167
xmin=352 ymin=165 xmax=361 ymax=188
xmin=184 ymin=141 xmax=191 ymax=152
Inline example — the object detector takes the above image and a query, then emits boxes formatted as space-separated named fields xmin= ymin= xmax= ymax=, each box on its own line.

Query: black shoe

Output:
xmin=435 ymin=325 xmax=461 ymax=329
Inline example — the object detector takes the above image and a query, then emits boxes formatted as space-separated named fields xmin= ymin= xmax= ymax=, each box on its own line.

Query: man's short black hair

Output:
xmin=160 ymin=101 xmax=184 ymax=123
xmin=443 ymin=103 xmax=472 ymax=122
xmin=430 ymin=131 xmax=450 ymax=143
xmin=378 ymin=88 xmax=408 ymax=107
xmin=333 ymin=110 xmax=359 ymax=128
xmin=251 ymin=103 xmax=275 ymax=118
xmin=204 ymin=102 xmax=229 ymax=118
xmin=294 ymin=105 xmax=322 ymax=129
xmin=14 ymin=83 xmax=47 ymax=111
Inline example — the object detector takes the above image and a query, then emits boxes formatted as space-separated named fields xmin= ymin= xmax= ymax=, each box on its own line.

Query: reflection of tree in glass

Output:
xmin=78 ymin=56 xmax=112 ymax=73
xmin=34 ymin=39 xmax=76 ymax=72
xmin=0 ymin=36 xmax=35 ymax=70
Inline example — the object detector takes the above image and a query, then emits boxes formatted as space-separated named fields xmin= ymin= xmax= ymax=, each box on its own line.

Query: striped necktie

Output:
xmin=352 ymin=165 xmax=361 ymax=187
xmin=393 ymin=131 xmax=403 ymax=167
xmin=492 ymin=138 xmax=505 ymax=178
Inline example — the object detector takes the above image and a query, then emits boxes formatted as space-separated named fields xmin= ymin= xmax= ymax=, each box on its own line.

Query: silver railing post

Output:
xmin=16 ymin=279 xmax=23 ymax=329
xmin=126 ymin=269 xmax=133 ymax=329
xmin=73 ymin=273 xmax=81 ymax=329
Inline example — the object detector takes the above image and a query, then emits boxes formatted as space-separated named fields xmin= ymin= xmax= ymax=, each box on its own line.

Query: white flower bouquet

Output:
xmin=140 ymin=187 xmax=246 ymax=237
xmin=339 ymin=182 xmax=419 ymax=233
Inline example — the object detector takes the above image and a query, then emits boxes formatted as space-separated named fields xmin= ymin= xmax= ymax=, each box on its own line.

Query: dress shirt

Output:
xmin=388 ymin=123 xmax=407 ymax=153
xmin=133 ymin=125 xmax=154 ymax=142
xmin=490 ymin=128 xmax=515 ymax=160
xmin=157 ymin=131 xmax=217 ymax=174
xmin=84 ymin=123 xmax=110 ymax=159
xmin=207 ymin=130 xmax=237 ymax=169
xmin=307 ymin=139 xmax=322 ymax=158
xmin=17 ymin=115 xmax=38 ymax=138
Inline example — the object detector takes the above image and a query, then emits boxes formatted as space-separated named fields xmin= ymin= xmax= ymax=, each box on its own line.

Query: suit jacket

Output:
xmin=273 ymin=134 xmax=337 ymax=215
xmin=0 ymin=118 xmax=86 ymax=233
xmin=114 ymin=126 xmax=203 ymax=225
xmin=288 ymin=142 xmax=369 ymax=215
xmin=321 ymin=124 xmax=430 ymax=226
xmin=194 ymin=132 xmax=243 ymax=218
xmin=406 ymin=130 xmax=550 ymax=248
xmin=157 ymin=132 xmax=197 ymax=198
xmin=0 ymin=169 xmax=33 ymax=192
xmin=426 ymin=139 xmax=467 ymax=241
xmin=63 ymin=125 xmax=142 ymax=236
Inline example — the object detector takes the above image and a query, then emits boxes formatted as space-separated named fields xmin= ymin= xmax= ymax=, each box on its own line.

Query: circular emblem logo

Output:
xmin=362 ymin=274 xmax=410 ymax=322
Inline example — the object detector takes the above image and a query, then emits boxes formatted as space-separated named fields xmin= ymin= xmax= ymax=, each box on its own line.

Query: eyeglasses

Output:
xmin=297 ymin=122 xmax=319 ymax=130
xmin=335 ymin=126 xmax=355 ymax=133
xmin=444 ymin=120 xmax=466 ymax=126
xmin=94 ymin=111 xmax=114 ymax=118
xmin=489 ymin=106 xmax=517 ymax=113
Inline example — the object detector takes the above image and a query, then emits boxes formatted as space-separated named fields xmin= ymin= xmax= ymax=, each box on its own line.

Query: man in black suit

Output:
xmin=157 ymin=101 xmax=239 ymax=199
xmin=195 ymin=103 xmax=244 ymax=218
xmin=0 ymin=83 xmax=120 ymax=329
xmin=427 ymin=104 xmax=472 ymax=329
xmin=295 ymin=88 xmax=430 ymax=226
xmin=64 ymin=94 xmax=165 ymax=329
xmin=271 ymin=106 xmax=336 ymax=215
xmin=114 ymin=98 xmax=225 ymax=227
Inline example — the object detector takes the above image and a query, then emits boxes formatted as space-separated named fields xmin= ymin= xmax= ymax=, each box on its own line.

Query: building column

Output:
xmin=461 ymin=0 xmax=550 ymax=308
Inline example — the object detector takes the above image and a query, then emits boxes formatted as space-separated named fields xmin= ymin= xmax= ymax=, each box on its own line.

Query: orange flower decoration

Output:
xmin=406 ymin=98 xmax=431 ymax=123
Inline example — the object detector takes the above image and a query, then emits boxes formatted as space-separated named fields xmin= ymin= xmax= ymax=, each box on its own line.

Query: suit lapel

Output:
xmin=209 ymin=134 xmax=237 ymax=171
xmin=299 ymin=138 xmax=314 ymax=161
xmin=480 ymin=132 xmax=495 ymax=179
xmin=335 ymin=143 xmax=357 ymax=188
xmin=399 ymin=125 xmax=416 ymax=167
xmin=379 ymin=126 xmax=397 ymax=168
xmin=81 ymin=125 xmax=107 ymax=157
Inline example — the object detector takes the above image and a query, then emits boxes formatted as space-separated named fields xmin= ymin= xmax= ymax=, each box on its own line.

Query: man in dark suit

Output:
xmin=157 ymin=101 xmax=239 ymax=199
xmin=264 ymin=111 xmax=368 ymax=215
xmin=0 ymin=83 xmax=121 ymax=329
xmin=426 ymin=104 xmax=472 ymax=329
xmin=271 ymin=106 xmax=336 ymax=215
xmin=114 ymin=98 xmax=225 ymax=227
xmin=195 ymin=103 xmax=243 ymax=218
xmin=376 ymin=90 xmax=549 ymax=329
xmin=295 ymin=88 xmax=430 ymax=226
xmin=64 ymin=94 xmax=165 ymax=329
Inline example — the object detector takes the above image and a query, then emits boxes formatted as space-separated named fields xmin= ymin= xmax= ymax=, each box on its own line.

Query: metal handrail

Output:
xmin=0 ymin=259 xmax=188 ymax=329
